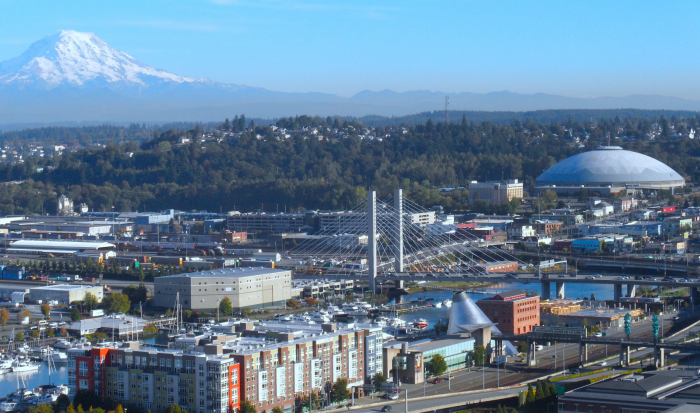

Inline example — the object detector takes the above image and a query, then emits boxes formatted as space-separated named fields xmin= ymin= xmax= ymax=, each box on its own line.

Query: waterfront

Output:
xmin=391 ymin=281 xmax=617 ymax=329
xmin=0 ymin=363 xmax=69 ymax=397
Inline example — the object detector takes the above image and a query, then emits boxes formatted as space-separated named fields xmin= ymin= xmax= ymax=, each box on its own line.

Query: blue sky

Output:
xmin=1 ymin=0 xmax=699 ymax=98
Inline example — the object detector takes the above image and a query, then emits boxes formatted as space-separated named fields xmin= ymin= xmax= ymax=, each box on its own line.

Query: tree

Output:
xmin=115 ymin=406 xmax=125 ymax=413
xmin=305 ymin=297 xmax=318 ymax=306
xmin=426 ymin=354 xmax=447 ymax=377
xmin=66 ymin=405 xmax=76 ymax=413
xmin=472 ymin=345 xmax=486 ymax=366
xmin=40 ymin=302 xmax=51 ymax=318
xmin=123 ymin=283 xmax=148 ymax=304
xmin=17 ymin=309 xmax=30 ymax=322
xmin=28 ymin=403 xmax=53 ymax=413
xmin=331 ymin=378 xmax=349 ymax=403
xmin=0 ymin=308 xmax=9 ymax=329
xmin=286 ymin=299 xmax=300 ymax=309
xmin=239 ymin=399 xmax=256 ymax=413
xmin=16 ymin=332 xmax=23 ymax=341
xmin=590 ymin=293 xmax=596 ymax=301
xmin=535 ymin=380 xmax=545 ymax=400
xmin=71 ymin=308 xmax=82 ymax=321
xmin=219 ymin=297 xmax=232 ymax=315
xmin=103 ymin=293 xmax=130 ymax=314
xmin=372 ymin=372 xmax=387 ymax=390
xmin=83 ymin=292 xmax=98 ymax=310
xmin=526 ymin=383 xmax=536 ymax=403
xmin=164 ymin=405 xmax=183 ymax=413
xmin=541 ymin=380 xmax=551 ymax=397
xmin=271 ymin=408 xmax=283 ymax=413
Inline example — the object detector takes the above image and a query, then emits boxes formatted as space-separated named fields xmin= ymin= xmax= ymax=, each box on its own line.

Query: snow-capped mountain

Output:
xmin=2 ymin=30 xmax=700 ymax=124
xmin=0 ymin=30 xmax=199 ymax=87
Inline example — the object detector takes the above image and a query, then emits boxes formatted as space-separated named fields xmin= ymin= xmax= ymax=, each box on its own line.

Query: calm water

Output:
xmin=0 ymin=363 xmax=69 ymax=396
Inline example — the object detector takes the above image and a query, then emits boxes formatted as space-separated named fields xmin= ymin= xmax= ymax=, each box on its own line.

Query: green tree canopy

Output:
xmin=472 ymin=345 xmax=486 ymax=366
xmin=239 ymin=399 xmax=256 ymax=413
xmin=103 ymin=293 xmax=131 ymax=314
xmin=331 ymin=378 xmax=350 ymax=403
xmin=219 ymin=297 xmax=232 ymax=315
xmin=426 ymin=354 xmax=447 ymax=377
xmin=83 ymin=293 xmax=98 ymax=310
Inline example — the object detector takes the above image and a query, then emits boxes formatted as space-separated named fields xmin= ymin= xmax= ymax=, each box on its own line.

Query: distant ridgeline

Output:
xmin=0 ymin=110 xmax=697 ymax=215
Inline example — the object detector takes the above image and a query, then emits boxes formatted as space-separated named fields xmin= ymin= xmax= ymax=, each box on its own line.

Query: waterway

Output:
xmin=0 ymin=363 xmax=69 ymax=398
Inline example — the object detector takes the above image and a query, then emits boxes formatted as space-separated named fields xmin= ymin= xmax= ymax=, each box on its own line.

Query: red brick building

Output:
xmin=477 ymin=289 xmax=540 ymax=335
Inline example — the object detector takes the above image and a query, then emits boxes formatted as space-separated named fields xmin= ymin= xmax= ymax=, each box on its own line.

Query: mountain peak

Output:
xmin=0 ymin=30 xmax=200 ymax=88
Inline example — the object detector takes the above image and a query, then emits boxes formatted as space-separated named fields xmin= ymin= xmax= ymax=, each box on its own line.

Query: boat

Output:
xmin=434 ymin=301 xmax=443 ymax=308
xmin=11 ymin=359 xmax=39 ymax=373
xmin=272 ymin=314 xmax=292 ymax=322
xmin=0 ymin=402 xmax=19 ymax=413
xmin=411 ymin=318 xmax=429 ymax=330
xmin=443 ymin=299 xmax=452 ymax=308
xmin=308 ymin=310 xmax=331 ymax=323
xmin=341 ymin=304 xmax=368 ymax=317
xmin=48 ymin=352 xmax=67 ymax=364
xmin=291 ymin=313 xmax=316 ymax=324
xmin=30 ymin=385 xmax=69 ymax=404
xmin=325 ymin=305 xmax=346 ymax=318
xmin=53 ymin=340 xmax=72 ymax=350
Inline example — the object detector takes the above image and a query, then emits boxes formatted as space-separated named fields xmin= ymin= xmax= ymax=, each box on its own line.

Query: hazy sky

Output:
xmin=1 ymin=0 xmax=699 ymax=98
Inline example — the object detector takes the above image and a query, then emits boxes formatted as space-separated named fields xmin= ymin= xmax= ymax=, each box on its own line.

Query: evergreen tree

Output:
xmin=535 ymin=381 xmax=545 ymax=400
xmin=526 ymin=384 xmax=536 ymax=403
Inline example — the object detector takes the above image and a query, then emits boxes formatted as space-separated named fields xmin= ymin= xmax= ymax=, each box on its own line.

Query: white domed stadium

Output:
xmin=535 ymin=146 xmax=685 ymax=196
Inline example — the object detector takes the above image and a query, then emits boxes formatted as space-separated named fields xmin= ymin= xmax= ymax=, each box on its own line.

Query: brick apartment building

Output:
xmin=68 ymin=320 xmax=377 ymax=413
xmin=477 ymin=289 xmax=540 ymax=335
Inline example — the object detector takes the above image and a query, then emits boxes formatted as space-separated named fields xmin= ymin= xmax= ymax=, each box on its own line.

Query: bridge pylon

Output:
xmin=367 ymin=191 xmax=377 ymax=299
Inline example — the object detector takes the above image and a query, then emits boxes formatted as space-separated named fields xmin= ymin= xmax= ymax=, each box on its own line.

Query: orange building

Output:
xmin=477 ymin=289 xmax=540 ymax=335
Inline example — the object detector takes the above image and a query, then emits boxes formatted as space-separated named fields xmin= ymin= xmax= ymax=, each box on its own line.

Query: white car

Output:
xmin=600 ymin=361 xmax=608 ymax=366
xmin=585 ymin=275 xmax=595 ymax=280
xmin=535 ymin=345 xmax=544 ymax=351
xmin=593 ymin=332 xmax=602 ymax=337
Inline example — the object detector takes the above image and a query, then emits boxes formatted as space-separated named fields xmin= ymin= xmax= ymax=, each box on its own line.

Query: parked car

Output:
xmin=382 ymin=407 xmax=393 ymax=412
xmin=593 ymin=332 xmax=603 ymax=337
xmin=434 ymin=378 xmax=443 ymax=384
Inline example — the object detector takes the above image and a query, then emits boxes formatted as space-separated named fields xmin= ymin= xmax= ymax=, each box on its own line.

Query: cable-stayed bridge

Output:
xmin=288 ymin=189 xmax=528 ymax=294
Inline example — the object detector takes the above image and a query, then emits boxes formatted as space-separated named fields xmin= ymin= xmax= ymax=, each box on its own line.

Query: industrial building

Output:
xmin=6 ymin=239 xmax=115 ymax=255
xmin=535 ymin=146 xmax=685 ymax=195
xmin=558 ymin=370 xmax=700 ymax=412
xmin=154 ymin=267 xmax=292 ymax=310
xmin=66 ymin=314 xmax=145 ymax=336
xmin=29 ymin=284 xmax=104 ymax=304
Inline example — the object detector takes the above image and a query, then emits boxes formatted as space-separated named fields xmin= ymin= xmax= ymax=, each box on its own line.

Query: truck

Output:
xmin=20 ymin=316 xmax=29 ymax=325
xmin=90 ymin=309 xmax=104 ymax=317
xmin=151 ymin=256 xmax=184 ymax=266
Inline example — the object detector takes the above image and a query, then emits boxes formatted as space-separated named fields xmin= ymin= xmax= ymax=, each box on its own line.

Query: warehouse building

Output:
xmin=154 ymin=267 xmax=292 ymax=310
xmin=6 ymin=239 xmax=115 ymax=256
xmin=29 ymin=284 xmax=104 ymax=304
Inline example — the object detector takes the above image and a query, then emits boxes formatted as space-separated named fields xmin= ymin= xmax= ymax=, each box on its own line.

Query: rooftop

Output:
xmin=31 ymin=284 xmax=101 ymax=292
xmin=156 ymin=267 xmax=290 ymax=280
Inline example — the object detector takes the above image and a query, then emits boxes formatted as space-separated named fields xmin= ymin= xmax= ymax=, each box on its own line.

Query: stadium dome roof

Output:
xmin=535 ymin=146 xmax=685 ymax=189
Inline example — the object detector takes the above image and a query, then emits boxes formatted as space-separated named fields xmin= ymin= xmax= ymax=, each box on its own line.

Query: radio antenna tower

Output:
xmin=444 ymin=96 xmax=449 ymax=124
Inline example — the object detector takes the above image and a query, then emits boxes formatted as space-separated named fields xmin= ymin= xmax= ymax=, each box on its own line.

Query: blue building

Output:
xmin=2 ymin=265 xmax=24 ymax=280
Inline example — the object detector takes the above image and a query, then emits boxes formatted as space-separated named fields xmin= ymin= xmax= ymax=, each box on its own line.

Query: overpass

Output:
xmin=292 ymin=271 xmax=700 ymax=302
xmin=493 ymin=326 xmax=700 ymax=369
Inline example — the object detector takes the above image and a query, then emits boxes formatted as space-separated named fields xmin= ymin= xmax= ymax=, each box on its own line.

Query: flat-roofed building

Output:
xmin=29 ymin=284 xmax=103 ymax=304
xmin=468 ymin=179 xmax=523 ymax=205
xmin=154 ymin=267 xmax=292 ymax=310
xmin=477 ymin=289 xmax=540 ymax=335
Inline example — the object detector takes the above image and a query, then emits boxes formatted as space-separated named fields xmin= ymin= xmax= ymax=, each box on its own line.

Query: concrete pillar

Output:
xmin=578 ymin=343 xmax=583 ymax=366
xmin=625 ymin=346 xmax=630 ymax=365
xmin=659 ymin=348 xmax=665 ymax=368
xmin=555 ymin=282 xmax=565 ymax=299
xmin=542 ymin=281 xmax=551 ymax=300
xmin=627 ymin=284 xmax=637 ymax=298
xmin=393 ymin=189 xmax=404 ymax=274
xmin=619 ymin=343 xmax=625 ymax=366
xmin=394 ymin=280 xmax=404 ymax=289
xmin=691 ymin=287 xmax=698 ymax=306
xmin=614 ymin=284 xmax=623 ymax=301
xmin=368 ymin=191 xmax=377 ymax=296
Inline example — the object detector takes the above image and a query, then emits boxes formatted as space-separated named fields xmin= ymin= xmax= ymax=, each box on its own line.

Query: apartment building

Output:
xmin=66 ymin=319 xmax=383 ymax=413
xmin=67 ymin=342 xmax=241 ymax=413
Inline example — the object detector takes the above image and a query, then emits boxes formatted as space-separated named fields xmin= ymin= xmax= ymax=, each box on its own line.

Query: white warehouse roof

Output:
xmin=9 ymin=240 xmax=114 ymax=250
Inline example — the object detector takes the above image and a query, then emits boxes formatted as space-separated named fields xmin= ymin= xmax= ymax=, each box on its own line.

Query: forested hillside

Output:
xmin=0 ymin=113 xmax=699 ymax=215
